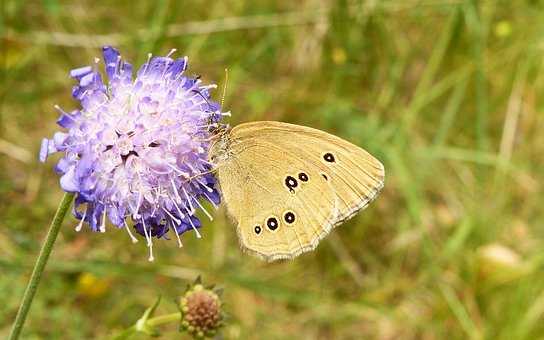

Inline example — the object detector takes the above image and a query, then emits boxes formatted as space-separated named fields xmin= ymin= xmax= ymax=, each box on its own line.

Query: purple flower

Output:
xmin=40 ymin=46 xmax=228 ymax=261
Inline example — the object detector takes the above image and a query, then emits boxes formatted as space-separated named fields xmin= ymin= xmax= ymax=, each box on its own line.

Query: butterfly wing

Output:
xmin=212 ymin=121 xmax=384 ymax=261
xmin=213 ymin=141 xmax=339 ymax=261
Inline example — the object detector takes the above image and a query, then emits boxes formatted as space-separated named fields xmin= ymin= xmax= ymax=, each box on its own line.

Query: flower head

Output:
xmin=40 ymin=46 xmax=227 ymax=260
xmin=178 ymin=278 xmax=224 ymax=339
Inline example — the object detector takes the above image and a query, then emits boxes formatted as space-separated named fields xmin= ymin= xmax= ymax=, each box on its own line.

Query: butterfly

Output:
xmin=209 ymin=121 xmax=384 ymax=261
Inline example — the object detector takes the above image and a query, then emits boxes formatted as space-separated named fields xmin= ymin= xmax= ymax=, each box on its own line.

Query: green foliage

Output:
xmin=2 ymin=0 xmax=544 ymax=338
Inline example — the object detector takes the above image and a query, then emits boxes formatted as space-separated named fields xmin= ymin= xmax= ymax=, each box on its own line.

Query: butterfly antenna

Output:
xmin=221 ymin=68 xmax=229 ymax=109
xmin=184 ymin=168 xmax=216 ymax=182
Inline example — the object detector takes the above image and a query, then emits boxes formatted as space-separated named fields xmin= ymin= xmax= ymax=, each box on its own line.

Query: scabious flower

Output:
xmin=40 ymin=46 xmax=228 ymax=261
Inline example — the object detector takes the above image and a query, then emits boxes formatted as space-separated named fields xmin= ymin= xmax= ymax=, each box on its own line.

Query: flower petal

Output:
xmin=70 ymin=66 xmax=93 ymax=79
xmin=60 ymin=166 xmax=80 ymax=192
xmin=39 ymin=138 xmax=49 ymax=162
xmin=102 ymin=46 xmax=121 ymax=79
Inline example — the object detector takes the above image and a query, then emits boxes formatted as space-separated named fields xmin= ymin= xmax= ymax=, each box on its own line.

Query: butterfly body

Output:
xmin=210 ymin=121 xmax=384 ymax=261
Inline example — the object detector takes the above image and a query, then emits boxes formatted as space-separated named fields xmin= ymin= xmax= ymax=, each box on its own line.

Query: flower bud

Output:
xmin=178 ymin=279 xmax=224 ymax=339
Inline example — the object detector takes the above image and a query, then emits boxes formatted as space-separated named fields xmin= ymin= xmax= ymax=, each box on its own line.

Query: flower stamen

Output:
xmin=75 ymin=209 xmax=87 ymax=232
xmin=100 ymin=209 xmax=107 ymax=232
xmin=182 ymin=187 xmax=195 ymax=214
xmin=141 ymin=217 xmax=154 ymax=262
xmin=194 ymin=197 xmax=213 ymax=221
xmin=162 ymin=207 xmax=181 ymax=225
xmin=124 ymin=220 xmax=139 ymax=243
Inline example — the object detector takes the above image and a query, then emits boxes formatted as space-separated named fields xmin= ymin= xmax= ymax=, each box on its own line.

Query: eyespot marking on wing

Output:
xmin=266 ymin=216 xmax=279 ymax=231
xmin=254 ymin=225 xmax=262 ymax=234
xmin=321 ymin=172 xmax=329 ymax=181
xmin=298 ymin=172 xmax=309 ymax=182
xmin=323 ymin=152 xmax=336 ymax=163
xmin=283 ymin=211 xmax=296 ymax=224
xmin=284 ymin=175 xmax=298 ymax=193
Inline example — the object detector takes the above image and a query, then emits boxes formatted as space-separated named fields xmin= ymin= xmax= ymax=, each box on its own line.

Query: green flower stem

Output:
xmin=9 ymin=192 xmax=75 ymax=340
xmin=112 ymin=313 xmax=181 ymax=339
xmin=147 ymin=313 xmax=182 ymax=327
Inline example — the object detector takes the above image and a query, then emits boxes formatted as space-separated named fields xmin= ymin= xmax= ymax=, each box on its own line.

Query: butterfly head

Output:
xmin=208 ymin=124 xmax=232 ymax=164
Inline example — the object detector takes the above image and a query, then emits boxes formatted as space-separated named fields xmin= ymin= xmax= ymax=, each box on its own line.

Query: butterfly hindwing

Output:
xmin=214 ymin=142 xmax=338 ymax=261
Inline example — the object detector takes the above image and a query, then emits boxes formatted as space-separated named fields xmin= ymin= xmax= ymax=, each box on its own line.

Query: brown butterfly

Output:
xmin=209 ymin=121 xmax=384 ymax=261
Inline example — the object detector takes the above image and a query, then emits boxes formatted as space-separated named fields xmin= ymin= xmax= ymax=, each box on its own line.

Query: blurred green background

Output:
xmin=2 ymin=0 xmax=544 ymax=339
